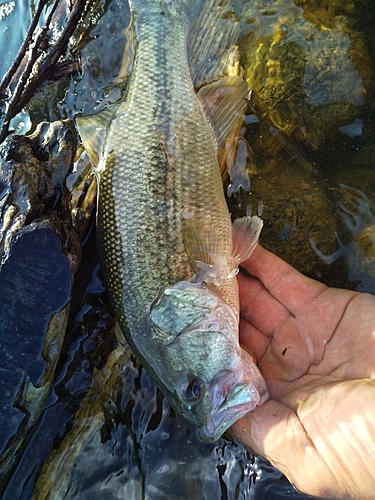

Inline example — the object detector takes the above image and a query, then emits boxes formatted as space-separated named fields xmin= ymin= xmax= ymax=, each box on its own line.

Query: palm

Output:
xmin=231 ymin=246 xmax=375 ymax=499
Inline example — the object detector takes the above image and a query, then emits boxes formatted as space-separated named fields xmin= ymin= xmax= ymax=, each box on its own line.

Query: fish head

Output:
xmin=149 ymin=281 xmax=269 ymax=442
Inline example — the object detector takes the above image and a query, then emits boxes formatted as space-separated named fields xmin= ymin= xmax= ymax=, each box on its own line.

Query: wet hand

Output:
xmin=230 ymin=245 xmax=375 ymax=499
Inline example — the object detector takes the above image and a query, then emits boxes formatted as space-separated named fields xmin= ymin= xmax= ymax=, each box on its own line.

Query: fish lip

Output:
xmin=198 ymin=381 xmax=267 ymax=443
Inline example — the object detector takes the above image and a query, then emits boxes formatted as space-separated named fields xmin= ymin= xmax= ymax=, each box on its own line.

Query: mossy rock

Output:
xmin=238 ymin=0 xmax=374 ymax=150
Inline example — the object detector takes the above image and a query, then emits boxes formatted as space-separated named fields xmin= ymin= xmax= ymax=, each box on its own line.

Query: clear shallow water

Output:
xmin=0 ymin=0 xmax=374 ymax=498
xmin=0 ymin=0 xmax=30 ymax=80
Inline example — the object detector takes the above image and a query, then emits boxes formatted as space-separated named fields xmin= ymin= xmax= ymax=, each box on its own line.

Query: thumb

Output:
xmin=229 ymin=400 xmax=326 ymax=497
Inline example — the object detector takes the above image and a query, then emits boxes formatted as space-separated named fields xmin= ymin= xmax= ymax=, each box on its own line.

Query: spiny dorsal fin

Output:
xmin=197 ymin=75 xmax=249 ymax=148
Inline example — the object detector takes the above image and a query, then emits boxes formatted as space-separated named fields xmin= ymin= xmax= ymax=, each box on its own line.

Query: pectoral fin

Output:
xmin=232 ymin=215 xmax=263 ymax=265
xmin=181 ymin=213 xmax=230 ymax=285
xmin=182 ymin=214 xmax=262 ymax=282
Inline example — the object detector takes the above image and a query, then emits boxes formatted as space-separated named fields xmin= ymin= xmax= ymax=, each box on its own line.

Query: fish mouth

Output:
xmin=199 ymin=368 xmax=269 ymax=443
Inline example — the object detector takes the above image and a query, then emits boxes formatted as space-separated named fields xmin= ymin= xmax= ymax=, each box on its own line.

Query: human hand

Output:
xmin=230 ymin=245 xmax=375 ymax=499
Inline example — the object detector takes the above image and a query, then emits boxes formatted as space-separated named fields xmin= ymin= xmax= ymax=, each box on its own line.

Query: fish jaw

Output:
xmin=148 ymin=281 xmax=269 ymax=440
xmin=199 ymin=349 xmax=269 ymax=442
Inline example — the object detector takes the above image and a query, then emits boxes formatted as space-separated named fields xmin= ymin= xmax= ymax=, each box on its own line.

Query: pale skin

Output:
xmin=230 ymin=245 xmax=375 ymax=500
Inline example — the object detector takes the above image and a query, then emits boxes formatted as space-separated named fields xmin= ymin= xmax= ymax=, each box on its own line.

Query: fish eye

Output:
xmin=183 ymin=378 xmax=205 ymax=403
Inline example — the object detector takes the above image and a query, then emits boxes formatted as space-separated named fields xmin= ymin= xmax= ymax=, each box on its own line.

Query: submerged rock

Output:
xmin=237 ymin=0 xmax=373 ymax=151
xmin=322 ymin=182 xmax=375 ymax=294
xmin=224 ymin=0 xmax=374 ymax=281
xmin=227 ymin=160 xmax=339 ymax=277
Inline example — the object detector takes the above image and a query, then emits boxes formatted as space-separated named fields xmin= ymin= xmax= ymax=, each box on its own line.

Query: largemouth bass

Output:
xmin=78 ymin=0 xmax=268 ymax=442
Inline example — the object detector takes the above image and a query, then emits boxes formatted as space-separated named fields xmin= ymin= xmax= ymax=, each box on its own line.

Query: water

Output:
xmin=0 ymin=0 xmax=374 ymax=498
xmin=0 ymin=0 xmax=29 ymax=80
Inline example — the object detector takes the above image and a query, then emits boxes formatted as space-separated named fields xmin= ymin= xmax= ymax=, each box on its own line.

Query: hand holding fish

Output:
xmin=231 ymin=245 xmax=375 ymax=499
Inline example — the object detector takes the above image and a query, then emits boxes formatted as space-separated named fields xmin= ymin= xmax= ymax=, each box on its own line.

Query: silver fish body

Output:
xmin=87 ymin=0 xmax=268 ymax=441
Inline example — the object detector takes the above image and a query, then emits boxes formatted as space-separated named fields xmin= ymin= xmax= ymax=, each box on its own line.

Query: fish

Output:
xmin=77 ymin=0 xmax=269 ymax=442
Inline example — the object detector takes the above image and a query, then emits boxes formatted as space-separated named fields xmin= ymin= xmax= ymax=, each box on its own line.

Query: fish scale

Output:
xmin=98 ymin=2 xmax=234 ymax=341
xmin=79 ymin=0 xmax=269 ymax=441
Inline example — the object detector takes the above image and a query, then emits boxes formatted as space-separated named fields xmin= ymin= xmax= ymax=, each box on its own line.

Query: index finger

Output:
xmin=240 ymin=245 xmax=327 ymax=316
